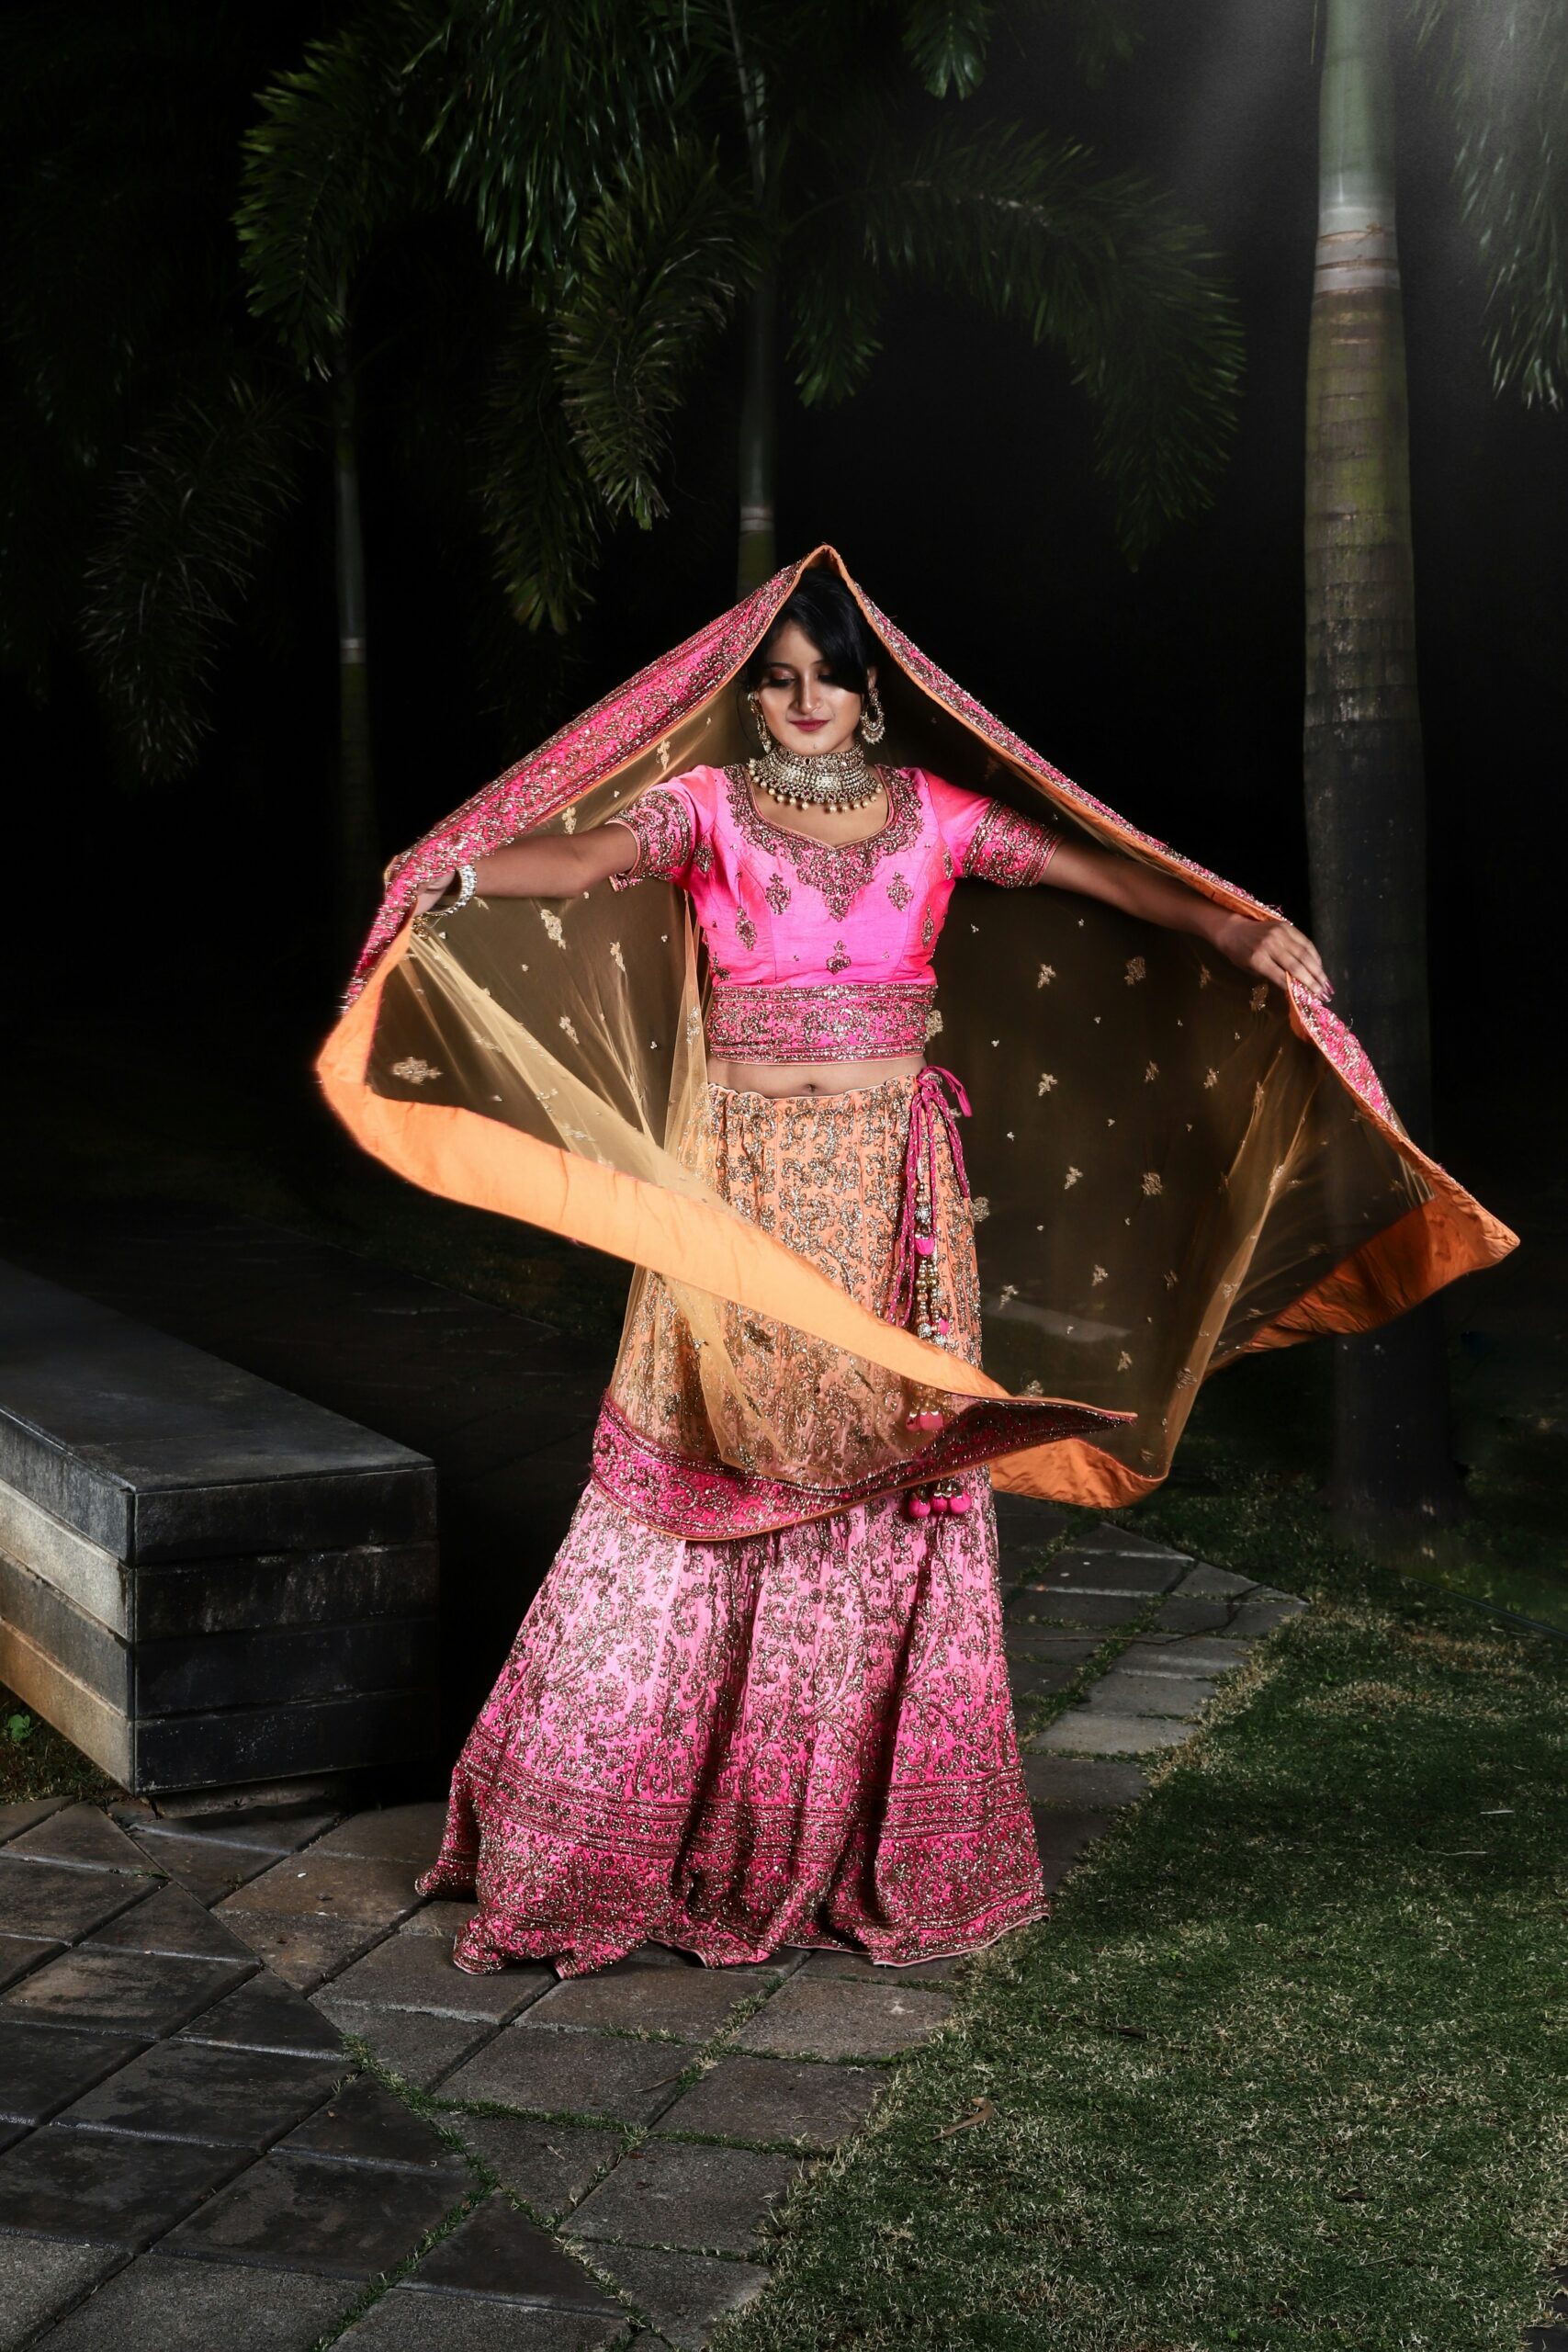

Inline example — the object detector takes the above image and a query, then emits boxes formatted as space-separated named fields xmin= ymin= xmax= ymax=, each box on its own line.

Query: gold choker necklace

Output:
xmin=750 ymin=739 xmax=881 ymax=814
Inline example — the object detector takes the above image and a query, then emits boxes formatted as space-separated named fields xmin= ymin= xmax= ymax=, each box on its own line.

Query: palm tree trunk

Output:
xmin=737 ymin=272 xmax=778 ymax=594
xmin=1303 ymin=0 xmax=1460 ymax=1528
xmin=333 ymin=337 xmax=378 ymax=957
xmin=727 ymin=2 xmax=776 ymax=594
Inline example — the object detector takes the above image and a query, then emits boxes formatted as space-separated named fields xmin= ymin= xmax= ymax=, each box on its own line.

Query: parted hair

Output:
xmin=745 ymin=570 xmax=878 ymax=696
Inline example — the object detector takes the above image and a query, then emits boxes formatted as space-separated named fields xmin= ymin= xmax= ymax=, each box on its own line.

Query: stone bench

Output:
xmin=0 ymin=1261 xmax=439 ymax=1793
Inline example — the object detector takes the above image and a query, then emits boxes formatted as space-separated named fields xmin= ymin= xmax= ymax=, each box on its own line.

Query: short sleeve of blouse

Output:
xmin=605 ymin=775 xmax=705 ymax=890
xmin=926 ymin=775 xmax=1062 ymax=888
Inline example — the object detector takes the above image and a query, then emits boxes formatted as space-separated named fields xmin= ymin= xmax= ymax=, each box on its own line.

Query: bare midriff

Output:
xmin=708 ymin=1052 xmax=925 ymax=1100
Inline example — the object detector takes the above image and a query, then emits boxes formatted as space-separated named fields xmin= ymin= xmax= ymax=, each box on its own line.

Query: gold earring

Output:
xmin=747 ymin=688 xmax=769 ymax=746
xmin=859 ymin=683 xmax=886 ymax=745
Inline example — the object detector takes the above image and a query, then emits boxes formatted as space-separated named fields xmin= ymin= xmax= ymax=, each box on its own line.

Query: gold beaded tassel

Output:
xmin=902 ymin=1130 xmax=971 ymax=1520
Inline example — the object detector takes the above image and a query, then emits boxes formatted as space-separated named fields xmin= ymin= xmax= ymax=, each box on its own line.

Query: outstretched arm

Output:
xmin=411 ymin=821 xmax=637 ymax=916
xmin=1045 ymin=836 xmax=1333 ymax=1002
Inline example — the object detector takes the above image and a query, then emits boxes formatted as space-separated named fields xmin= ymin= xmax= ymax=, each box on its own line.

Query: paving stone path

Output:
xmin=0 ymin=1504 xmax=1305 ymax=2351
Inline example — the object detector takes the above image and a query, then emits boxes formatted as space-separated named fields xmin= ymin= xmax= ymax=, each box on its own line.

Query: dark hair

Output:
xmin=745 ymin=570 xmax=878 ymax=695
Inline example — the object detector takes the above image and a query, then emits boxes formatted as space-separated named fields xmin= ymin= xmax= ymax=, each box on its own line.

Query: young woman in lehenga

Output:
xmin=318 ymin=549 xmax=1515 ymax=1978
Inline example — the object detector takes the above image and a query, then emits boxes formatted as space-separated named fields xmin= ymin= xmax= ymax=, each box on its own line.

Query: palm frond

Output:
xmin=477 ymin=306 xmax=604 ymax=633
xmin=786 ymin=238 xmax=887 ymax=407
xmin=81 ymin=368 xmax=307 ymax=778
xmin=237 ymin=15 xmax=425 ymax=374
xmin=551 ymin=146 xmax=765 ymax=527
xmin=421 ymin=0 xmax=698 ymax=280
xmin=1414 ymin=0 xmax=1568 ymax=406
xmin=901 ymin=0 xmax=995 ymax=99
xmin=1044 ymin=0 xmax=1144 ymax=87
xmin=845 ymin=119 xmax=1242 ymax=560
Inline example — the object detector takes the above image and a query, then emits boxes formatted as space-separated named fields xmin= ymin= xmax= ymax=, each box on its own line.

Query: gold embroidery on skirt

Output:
xmin=609 ymin=1074 xmax=980 ymax=1492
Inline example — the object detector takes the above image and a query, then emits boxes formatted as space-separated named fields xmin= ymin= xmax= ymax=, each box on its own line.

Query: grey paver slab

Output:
xmin=56 ymin=2036 xmax=344 ymax=2150
xmin=1036 ymin=1550 xmax=1188 ymax=1597
xmin=443 ymin=2025 xmax=694 ymax=2125
xmin=406 ymin=2188 xmax=623 ymax=2310
xmin=1032 ymin=1807 xmax=1114 ymax=1893
xmin=1084 ymin=1671 xmax=1219 ymax=1718
xmin=791 ymin=1949 xmax=961 ymax=1985
xmin=1228 ymin=1595 xmax=1307 ymax=1639
xmin=328 ymin=1930 xmax=550 ymax=2021
xmin=0 ymin=1857 xmax=148 ymax=1943
xmin=736 ymin=1977 xmax=952 ymax=2061
xmin=85 ymin=1882 xmax=258 ymax=1962
xmin=0 ymin=2231 xmax=120 ymax=2349
xmin=281 ymin=2074 xmax=469 ymax=2175
xmin=1115 ymin=1637 xmax=1250 ymax=1678
xmin=1030 ymin=1712 xmax=1191 ymax=1756
xmin=1071 ymin=1523 xmax=1189 ymax=1562
xmin=136 ymin=1807 xmax=344 ymax=1853
xmin=0 ymin=1795 xmax=69 ymax=1844
xmin=655 ymin=2053 xmax=882 ymax=2151
xmin=306 ymin=1804 xmax=447 ymax=1868
xmin=314 ymin=1999 xmax=496 ymax=2090
xmin=1019 ymin=1753 xmax=1148 ymax=1809
xmin=525 ymin=1961 xmax=778 ymax=2044
xmin=1007 ymin=1657 xmax=1077 ymax=1708
xmin=33 ymin=2252 xmax=354 ymax=2352
xmin=163 ymin=2148 xmax=466 ymax=2278
xmin=0 ymin=2019 xmax=145 ymax=2126
xmin=6 ymin=1806 xmax=155 ymax=1876
xmin=181 ymin=1971 xmax=346 ymax=2057
xmin=1170 ymin=1562 xmax=1256 ymax=1600
xmin=223 ymin=1912 xmax=379 ymax=1993
xmin=0 ymin=2125 xmax=248 ymax=2247
xmin=1000 ymin=1630 xmax=1101 ymax=1663
xmin=3 ymin=1946 xmax=249 ymax=2038
xmin=0 ymin=1934 xmax=61 ymax=1994
xmin=570 ymin=2139 xmax=800 ymax=2256
xmin=219 ymin=1850 xmax=422 ymax=1926
xmin=587 ymin=2243 xmax=770 ymax=2352
xmin=441 ymin=2113 xmax=623 ymax=2221
xmin=1149 ymin=1594 xmax=1234 ymax=1634
xmin=123 ymin=1833 xmax=273 ymax=1905
xmin=398 ymin=1899 xmax=479 ymax=1940
xmin=1005 ymin=1589 xmax=1146 ymax=1629
xmin=339 ymin=2294 xmax=625 ymax=2351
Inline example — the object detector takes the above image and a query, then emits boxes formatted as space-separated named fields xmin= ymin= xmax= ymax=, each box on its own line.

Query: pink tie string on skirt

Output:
xmin=889 ymin=1068 xmax=977 ymax=1520
xmin=887 ymin=1066 xmax=972 ymax=1329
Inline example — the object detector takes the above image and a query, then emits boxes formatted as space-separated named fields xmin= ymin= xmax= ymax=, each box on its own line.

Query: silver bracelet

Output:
xmin=420 ymin=862 xmax=477 ymax=924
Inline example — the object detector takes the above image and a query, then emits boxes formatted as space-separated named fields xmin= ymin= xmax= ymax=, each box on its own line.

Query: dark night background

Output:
xmin=6 ymin=0 xmax=1562 ymax=1260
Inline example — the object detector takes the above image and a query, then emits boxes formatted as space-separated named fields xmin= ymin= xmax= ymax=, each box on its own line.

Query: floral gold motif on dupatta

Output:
xmin=722 ymin=764 xmax=922 ymax=922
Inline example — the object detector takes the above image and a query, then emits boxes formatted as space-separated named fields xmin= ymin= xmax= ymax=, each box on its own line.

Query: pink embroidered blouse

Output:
xmin=609 ymin=763 xmax=1059 ymax=1061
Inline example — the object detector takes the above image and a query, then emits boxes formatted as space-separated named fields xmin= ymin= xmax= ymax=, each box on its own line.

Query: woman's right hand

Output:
xmin=412 ymin=872 xmax=457 ymax=918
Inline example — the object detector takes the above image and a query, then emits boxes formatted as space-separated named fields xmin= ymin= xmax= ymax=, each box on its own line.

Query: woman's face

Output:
xmin=754 ymin=622 xmax=874 ymax=759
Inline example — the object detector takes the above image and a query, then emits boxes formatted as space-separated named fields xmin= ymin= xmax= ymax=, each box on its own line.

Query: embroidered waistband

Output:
xmin=705 ymin=980 xmax=934 ymax=1064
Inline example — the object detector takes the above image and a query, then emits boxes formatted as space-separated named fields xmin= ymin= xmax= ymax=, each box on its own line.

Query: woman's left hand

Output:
xmin=1216 ymin=912 xmax=1333 ymax=1001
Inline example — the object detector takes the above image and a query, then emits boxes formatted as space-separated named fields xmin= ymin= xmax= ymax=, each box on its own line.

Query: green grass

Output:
xmin=720 ymin=1314 xmax=1568 ymax=2351
xmin=720 ymin=1566 xmax=1567 ymax=2350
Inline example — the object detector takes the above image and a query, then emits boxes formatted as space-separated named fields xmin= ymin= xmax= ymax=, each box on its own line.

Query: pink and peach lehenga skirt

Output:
xmin=416 ymin=1073 xmax=1046 ymax=1975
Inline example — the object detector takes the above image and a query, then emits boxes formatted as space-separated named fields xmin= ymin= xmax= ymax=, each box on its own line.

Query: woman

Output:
xmin=319 ymin=550 xmax=1513 ymax=1976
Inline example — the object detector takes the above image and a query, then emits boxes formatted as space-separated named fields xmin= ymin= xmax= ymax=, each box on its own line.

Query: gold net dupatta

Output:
xmin=318 ymin=546 xmax=1517 ymax=1510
